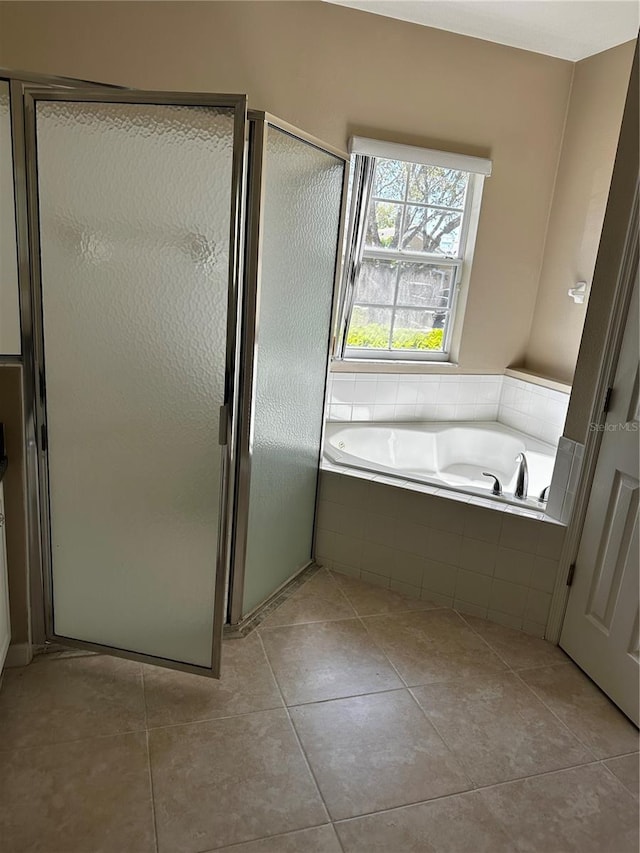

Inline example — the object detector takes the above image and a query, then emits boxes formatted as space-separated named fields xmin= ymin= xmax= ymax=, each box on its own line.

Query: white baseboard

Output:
xmin=5 ymin=642 xmax=33 ymax=667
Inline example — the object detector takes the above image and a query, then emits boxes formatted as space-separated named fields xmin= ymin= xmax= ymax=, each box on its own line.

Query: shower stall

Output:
xmin=0 ymin=71 xmax=346 ymax=677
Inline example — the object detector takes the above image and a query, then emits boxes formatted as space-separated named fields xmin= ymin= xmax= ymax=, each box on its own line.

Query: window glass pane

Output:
xmin=407 ymin=163 xmax=430 ymax=205
xmin=409 ymin=164 xmax=468 ymax=208
xmin=347 ymin=305 xmax=392 ymax=349
xmin=397 ymin=262 xmax=455 ymax=309
xmin=366 ymin=199 xmax=402 ymax=249
xmin=402 ymin=205 xmax=462 ymax=255
xmin=392 ymin=308 xmax=447 ymax=351
xmin=354 ymin=258 xmax=397 ymax=305
xmin=372 ymin=158 xmax=408 ymax=201
xmin=341 ymin=152 xmax=479 ymax=360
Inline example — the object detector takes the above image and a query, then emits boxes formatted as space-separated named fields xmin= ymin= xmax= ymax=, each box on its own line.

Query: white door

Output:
xmin=27 ymin=89 xmax=246 ymax=677
xmin=561 ymin=269 xmax=639 ymax=724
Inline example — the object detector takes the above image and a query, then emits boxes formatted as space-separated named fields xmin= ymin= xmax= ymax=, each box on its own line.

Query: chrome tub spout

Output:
xmin=514 ymin=453 xmax=528 ymax=500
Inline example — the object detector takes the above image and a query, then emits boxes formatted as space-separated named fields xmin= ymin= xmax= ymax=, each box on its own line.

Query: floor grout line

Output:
xmin=334 ymin=820 xmax=347 ymax=853
xmin=286 ymin=684 xmax=411 ymax=708
xmin=333 ymin=577 xmax=449 ymax=609
xmin=255 ymin=631 xmax=334 ymax=828
xmin=454 ymin=610 xmax=519 ymax=671
xmin=141 ymin=669 xmax=160 ymax=853
xmin=0 ymin=704 xmax=299 ymax=752
xmin=508 ymin=658 xmax=572 ymax=673
xmin=321 ymin=568 xmax=360 ymax=624
xmin=404 ymin=685 xmax=478 ymax=792
xmin=351 ymin=609 xmax=479 ymax=794
xmin=327 ymin=755 xmax=631 ymax=826
xmin=354 ymin=607 xmax=511 ymax=687
xmin=260 ymin=601 xmax=449 ymax=632
xmin=599 ymin=755 xmax=640 ymax=800
xmin=259 ymin=613 xmax=364 ymax=631
xmin=141 ymin=701 xmax=286 ymax=732
xmin=193 ymin=821 xmax=340 ymax=853
xmin=599 ymin=748 xmax=640 ymax=759
xmin=352 ymin=612 xmax=412 ymax=688
xmin=510 ymin=668 xmax=601 ymax=759
xmin=405 ymin=673 xmax=604 ymax=793
xmin=185 ymin=752 xmax=638 ymax=848
xmin=444 ymin=612 xmax=606 ymax=760
xmin=0 ymin=724 xmax=150 ymax=754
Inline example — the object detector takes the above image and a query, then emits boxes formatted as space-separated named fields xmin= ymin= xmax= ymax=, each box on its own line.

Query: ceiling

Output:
xmin=325 ymin=1 xmax=639 ymax=61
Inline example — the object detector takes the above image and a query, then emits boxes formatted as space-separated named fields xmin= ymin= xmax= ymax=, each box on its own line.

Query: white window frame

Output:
xmin=335 ymin=138 xmax=491 ymax=363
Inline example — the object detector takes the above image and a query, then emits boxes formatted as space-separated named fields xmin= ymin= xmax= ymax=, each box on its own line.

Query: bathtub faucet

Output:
xmin=514 ymin=453 xmax=528 ymax=500
xmin=482 ymin=472 xmax=503 ymax=496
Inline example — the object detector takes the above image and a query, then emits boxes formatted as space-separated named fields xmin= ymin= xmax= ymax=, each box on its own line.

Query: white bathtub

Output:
xmin=323 ymin=421 xmax=556 ymax=508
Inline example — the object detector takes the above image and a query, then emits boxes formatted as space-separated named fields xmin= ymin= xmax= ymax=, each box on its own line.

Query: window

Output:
xmin=336 ymin=138 xmax=491 ymax=362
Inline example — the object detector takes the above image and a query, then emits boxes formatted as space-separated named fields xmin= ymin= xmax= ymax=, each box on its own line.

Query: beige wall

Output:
xmin=0 ymin=0 xmax=576 ymax=373
xmin=565 ymin=45 xmax=639 ymax=443
xmin=523 ymin=41 xmax=634 ymax=384
xmin=0 ymin=365 xmax=29 ymax=645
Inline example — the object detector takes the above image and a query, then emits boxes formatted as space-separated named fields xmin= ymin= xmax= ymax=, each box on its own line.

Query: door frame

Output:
xmin=547 ymin=178 xmax=639 ymax=643
xmin=21 ymin=86 xmax=247 ymax=676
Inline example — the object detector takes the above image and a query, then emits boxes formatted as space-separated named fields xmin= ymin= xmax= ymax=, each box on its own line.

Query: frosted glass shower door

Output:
xmin=28 ymin=91 xmax=245 ymax=675
xmin=235 ymin=118 xmax=345 ymax=618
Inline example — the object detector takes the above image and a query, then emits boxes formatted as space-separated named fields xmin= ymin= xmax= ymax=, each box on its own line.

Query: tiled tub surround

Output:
xmin=499 ymin=375 xmax=570 ymax=446
xmin=327 ymin=372 xmax=569 ymax=446
xmin=327 ymin=372 xmax=502 ymax=425
xmin=315 ymin=469 xmax=567 ymax=637
xmin=546 ymin=436 xmax=586 ymax=524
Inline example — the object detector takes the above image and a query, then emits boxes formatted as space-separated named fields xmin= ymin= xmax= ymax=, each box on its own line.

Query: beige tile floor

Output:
xmin=0 ymin=568 xmax=638 ymax=853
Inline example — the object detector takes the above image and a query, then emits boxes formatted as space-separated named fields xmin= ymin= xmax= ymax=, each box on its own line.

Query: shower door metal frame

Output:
xmin=227 ymin=111 xmax=348 ymax=625
xmin=23 ymin=87 xmax=247 ymax=676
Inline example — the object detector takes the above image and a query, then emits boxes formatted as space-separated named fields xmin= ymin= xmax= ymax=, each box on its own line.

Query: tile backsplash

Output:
xmin=498 ymin=376 xmax=569 ymax=446
xmin=327 ymin=373 xmax=502 ymax=424
xmin=326 ymin=372 xmax=569 ymax=446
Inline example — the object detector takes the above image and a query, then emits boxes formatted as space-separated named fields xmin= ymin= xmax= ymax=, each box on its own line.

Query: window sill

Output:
xmin=505 ymin=367 xmax=572 ymax=394
xmin=331 ymin=358 xmax=460 ymax=374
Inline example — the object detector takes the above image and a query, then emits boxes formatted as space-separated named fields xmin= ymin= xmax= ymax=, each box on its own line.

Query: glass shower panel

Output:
xmin=35 ymin=99 xmax=238 ymax=668
xmin=242 ymin=126 xmax=344 ymax=615
xmin=0 ymin=81 xmax=21 ymax=354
